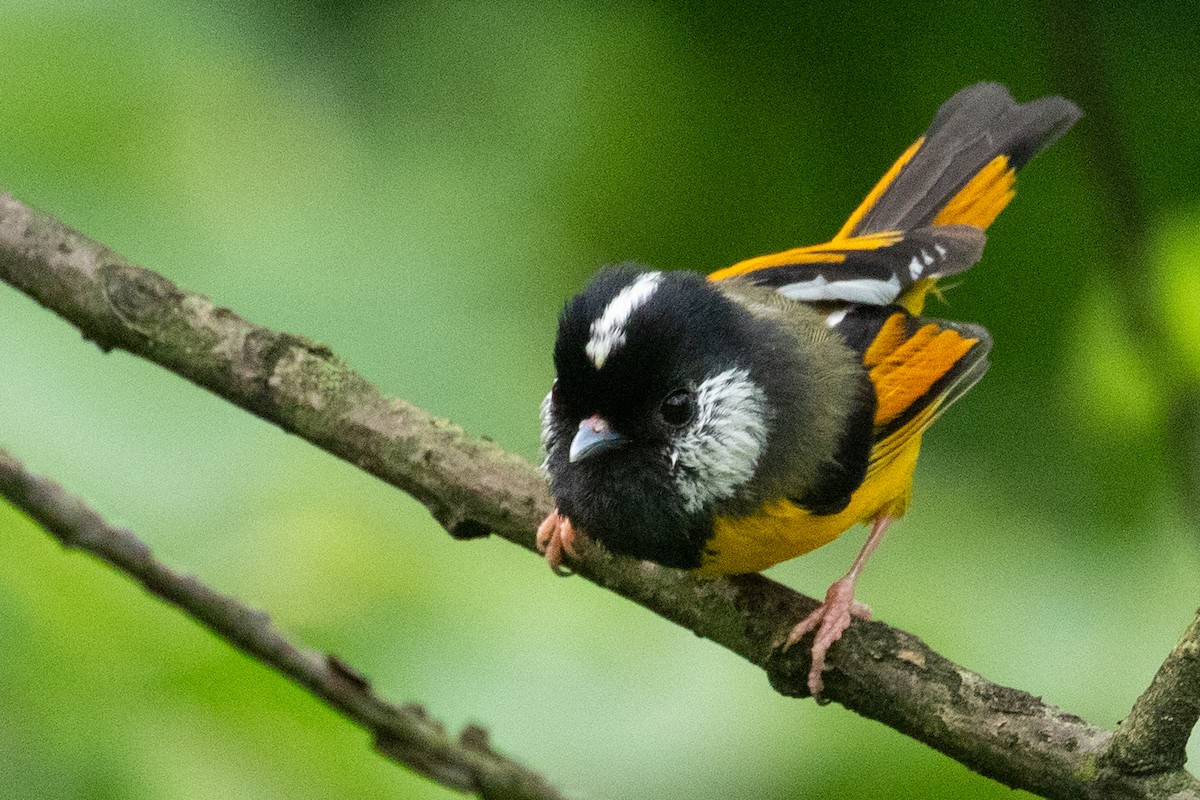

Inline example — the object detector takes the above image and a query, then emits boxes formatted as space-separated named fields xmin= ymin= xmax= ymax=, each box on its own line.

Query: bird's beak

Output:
xmin=569 ymin=415 xmax=629 ymax=463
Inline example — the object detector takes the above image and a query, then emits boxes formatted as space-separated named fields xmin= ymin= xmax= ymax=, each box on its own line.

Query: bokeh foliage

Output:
xmin=0 ymin=2 xmax=1197 ymax=798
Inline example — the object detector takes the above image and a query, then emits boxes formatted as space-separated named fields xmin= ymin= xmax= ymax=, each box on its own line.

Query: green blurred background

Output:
xmin=1 ymin=2 xmax=1197 ymax=798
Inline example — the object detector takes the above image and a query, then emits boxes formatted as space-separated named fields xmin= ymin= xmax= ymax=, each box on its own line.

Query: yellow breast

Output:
xmin=697 ymin=433 xmax=924 ymax=576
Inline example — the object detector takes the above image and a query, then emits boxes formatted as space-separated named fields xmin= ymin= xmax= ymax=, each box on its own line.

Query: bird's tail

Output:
xmin=834 ymin=82 xmax=1080 ymax=238
xmin=709 ymin=83 xmax=1080 ymax=312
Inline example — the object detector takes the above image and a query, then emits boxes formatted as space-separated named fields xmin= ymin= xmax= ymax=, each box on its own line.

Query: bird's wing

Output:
xmin=710 ymin=82 xmax=1079 ymax=313
xmin=707 ymin=225 xmax=984 ymax=310
xmin=835 ymin=305 xmax=992 ymax=475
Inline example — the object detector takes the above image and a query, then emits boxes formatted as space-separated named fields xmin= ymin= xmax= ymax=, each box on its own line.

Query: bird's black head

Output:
xmin=541 ymin=265 xmax=792 ymax=568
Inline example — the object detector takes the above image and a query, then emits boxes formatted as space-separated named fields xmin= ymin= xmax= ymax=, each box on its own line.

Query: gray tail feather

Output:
xmin=850 ymin=82 xmax=1081 ymax=236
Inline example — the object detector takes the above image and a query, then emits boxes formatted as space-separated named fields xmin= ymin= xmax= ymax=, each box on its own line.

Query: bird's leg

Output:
xmin=784 ymin=515 xmax=894 ymax=702
xmin=536 ymin=508 xmax=579 ymax=576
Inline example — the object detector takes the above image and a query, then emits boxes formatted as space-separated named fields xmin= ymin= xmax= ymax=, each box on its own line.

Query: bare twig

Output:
xmin=1109 ymin=611 xmax=1200 ymax=775
xmin=1 ymin=192 xmax=1197 ymax=799
xmin=0 ymin=446 xmax=569 ymax=800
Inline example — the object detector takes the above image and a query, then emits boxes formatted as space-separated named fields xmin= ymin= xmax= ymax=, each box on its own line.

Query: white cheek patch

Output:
xmin=672 ymin=368 xmax=768 ymax=513
xmin=586 ymin=272 xmax=662 ymax=368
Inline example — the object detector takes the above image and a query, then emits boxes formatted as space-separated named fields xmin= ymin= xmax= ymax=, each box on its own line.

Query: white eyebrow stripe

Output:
xmin=586 ymin=272 xmax=663 ymax=368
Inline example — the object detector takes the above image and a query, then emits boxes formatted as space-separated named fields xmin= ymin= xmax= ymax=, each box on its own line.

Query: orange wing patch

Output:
xmin=862 ymin=312 xmax=911 ymax=368
xmin=932 ymin=155 xmax=1016 ymax=229
xmin=708 ymin=231 xmax=903 ymax=282
xmin=866 ymin=314 xmax=979 ymax=428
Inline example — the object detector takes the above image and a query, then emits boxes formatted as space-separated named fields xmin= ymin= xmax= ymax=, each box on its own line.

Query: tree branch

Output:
xmin=0 ymin=446 xmax=569 ymax=800
xmin=1109 ymin=611 xmax=1200 ymax=776
xmin=1 ymin=192 xmax=1197 ymax=799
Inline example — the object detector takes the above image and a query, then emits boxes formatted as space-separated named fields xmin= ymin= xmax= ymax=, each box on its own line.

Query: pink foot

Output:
xmin=536 ymin=509 xmax=579 ymax=576
xmin=783 ymin=576 xmax=871 ymax=701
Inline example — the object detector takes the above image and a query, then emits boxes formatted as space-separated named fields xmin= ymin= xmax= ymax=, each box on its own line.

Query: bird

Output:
xmin=536 ymin=82 xmax=1080 ymax=699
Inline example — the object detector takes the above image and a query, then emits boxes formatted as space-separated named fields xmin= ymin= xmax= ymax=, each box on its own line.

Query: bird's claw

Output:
xmin=782 ymin=576 xmax=871 ymax=702
xmin=536 ymin=509 xmax=579 ymax=576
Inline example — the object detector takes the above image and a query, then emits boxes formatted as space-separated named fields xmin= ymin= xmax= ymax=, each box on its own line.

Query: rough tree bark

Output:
xmin=0 ymin=192 xmax=1197 ymax=800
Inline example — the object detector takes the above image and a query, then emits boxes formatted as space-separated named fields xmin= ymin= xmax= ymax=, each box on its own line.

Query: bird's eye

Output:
xmin=660 ymin=389 xmax=696 ymax=427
